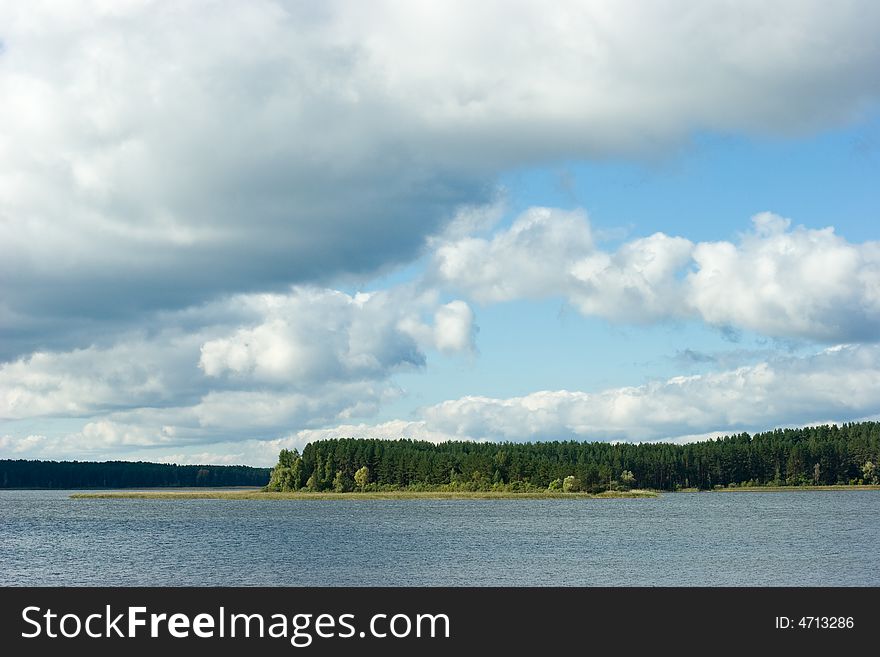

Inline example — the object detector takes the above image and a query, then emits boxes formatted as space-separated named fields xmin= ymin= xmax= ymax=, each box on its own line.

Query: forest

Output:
xmin=266 ymin=422 xmax=880 ymax=493
xmin=0 ymin=460 xmax=270 ymax=489
xmin=4 ymin=422 xmax=879 ymax=492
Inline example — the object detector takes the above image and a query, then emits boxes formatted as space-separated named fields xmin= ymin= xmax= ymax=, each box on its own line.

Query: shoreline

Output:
xmin=70 ymin=489 xmax=659 ymax=500
xmin=66 ymin=484 xmax=880 ymax=500
xmin=710 ymin=484 xmax=880 ymax=492
xmin=2 ymin=486 xmax=264 ymax=492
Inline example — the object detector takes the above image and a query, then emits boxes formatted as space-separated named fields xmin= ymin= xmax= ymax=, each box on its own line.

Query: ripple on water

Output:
xmin=1 ymin=490 xmax=878 ymax=586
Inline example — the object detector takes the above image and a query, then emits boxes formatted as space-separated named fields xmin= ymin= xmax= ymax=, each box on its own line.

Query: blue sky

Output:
xmin=1 ymin=1 xmax=879 ymax=465
xmin=505 ymin=127 xmax=879 ymax=243
xmin=376 ymin=119 xmax=880 ymax=419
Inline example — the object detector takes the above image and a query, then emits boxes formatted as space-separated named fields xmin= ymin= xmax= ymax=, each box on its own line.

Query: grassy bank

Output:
xmin=674 ymin=484 xmax=880 ymax=493
xmin=713 ymin=484 xmax=880 ymax=492
xmin=70 ymin=489 xmax=659 ymax=500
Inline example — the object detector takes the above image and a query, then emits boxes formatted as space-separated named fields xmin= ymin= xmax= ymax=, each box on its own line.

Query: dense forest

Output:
xmin=4 ymin=422 xmax=879 ymax=492
xmin=0 ymin=460 xmax=270 ymax=489
xmin=267 ymin=422 xmax=880 ymax=493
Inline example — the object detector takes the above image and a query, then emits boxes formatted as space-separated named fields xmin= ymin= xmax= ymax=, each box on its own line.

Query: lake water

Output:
xmin=1 ymin=489 xmax=878 ymax=586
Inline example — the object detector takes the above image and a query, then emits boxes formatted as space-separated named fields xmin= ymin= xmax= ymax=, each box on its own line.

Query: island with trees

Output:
xmin=260 ymin=421 xmax=880 ymax=495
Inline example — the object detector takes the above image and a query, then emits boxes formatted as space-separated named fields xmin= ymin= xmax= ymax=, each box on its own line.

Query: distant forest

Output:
xmin=0 ymin=460 xmax=270 ymax=489
xmin=267 ymin=422 xmax=880 ymax=493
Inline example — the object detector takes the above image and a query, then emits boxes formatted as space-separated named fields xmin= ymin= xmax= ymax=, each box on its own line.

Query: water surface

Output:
xmin=1 ymin=489 xmax=877 ymax=586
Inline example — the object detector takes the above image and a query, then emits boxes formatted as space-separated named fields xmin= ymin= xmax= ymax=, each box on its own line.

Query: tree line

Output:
xmin=0 ymin=460 xmax=271 ymax=489
xmin=266 ymin=422 xmax=880 ymax=493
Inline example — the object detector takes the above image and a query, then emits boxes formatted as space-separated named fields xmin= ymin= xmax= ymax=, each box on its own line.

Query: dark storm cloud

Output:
xmin=2 ymin=0 xmax=880 ymax=361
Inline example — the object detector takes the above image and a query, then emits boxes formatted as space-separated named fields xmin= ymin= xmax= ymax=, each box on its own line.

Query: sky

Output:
xmin=1 ymin=0 xmax=879 ymax=466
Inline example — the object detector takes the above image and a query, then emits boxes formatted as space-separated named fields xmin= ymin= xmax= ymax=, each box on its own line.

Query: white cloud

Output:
xmin=0 ymin=282 xmax=475 ymax=456
xmin=190 ymin=383 xmax=397 ymax=431
xmin=0 ymin=433 xmax=52 ymax=455
xmin=433 ymin=301 xmax=477 ymax=354
xmin=433 ymin=200 xmax=507 ymax=242
xmin=6 ymin=343 xmax=880 ymax=464
xmin=305 ymin=344 xmax=880 ymax=444
xmin=434 ymin=207 xmax=596 ymax=303
xmin=2 ymin=0 xmax=879 ymax=356
xmin=1 ymin=283 xmax=474 ymax=420
xmin=422 ymin=345 xmax=880 ymax=441
xmin=189 ymin=419 xmax=458 ymax=466
xmin=2 ymin=1 xmax=880 ymax=463
xmin=434 ymin=208 xmax=880 ymax=341
xmin=0 ymin=421 xmax=176 ymax=459
xmin=197 ymin=290 xmax=420 ymax=385
xmin=288 ymin=419 xmax=456 ymax=449
xmin=433 ymin=206 xmax=693 ymax=322
xmin=2 ymin=206 xmax=878 ymax=463
xmin=687 ymin=213 xmax=880 ymax=341
xmin=78 ymin=420 xmax=177 ymax=448
xmin=198 ymin=286 xmax=475 ymax=384
xmin=0 ymin=336 xmax=200 ymax=420
xmin=569 ymin=232 xmax=694 ymax=322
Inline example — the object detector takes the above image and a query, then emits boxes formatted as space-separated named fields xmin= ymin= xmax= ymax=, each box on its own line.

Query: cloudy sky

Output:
xmin=1 ymin=0 xmax=879 ymax=466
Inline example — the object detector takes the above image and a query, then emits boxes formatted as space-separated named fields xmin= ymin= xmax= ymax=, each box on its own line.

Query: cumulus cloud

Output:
xmin=687 ymin=213 xmax=880 ymax=341
xmin=432 ymin=301 xmax=477 ymax=354
xmin=2 ymin=1 xmax=879 ymax=356
xmin=433 ymin=206 xmax=694 ymax=322
xmin=0 ymin=336 xmax=202 ymax=420
xmin=434 ymin=207 xmax=597 ymax=303
xmin=570 ymin=232 xmax=695 ymax=322
xmin=302 ymin=344 xmax=880 ymax=444
xmin=0 ymin=421 xmax=177 ymax=459
xmin=190 ymin=384 xmax=397 ymax=431
xmin=198 ymin=287 xmax=475 ymax=384
xmin=198 ymin=289 xmax=423 ymax=385
xmin=0 ymin=282 xmax=475 ymax=457
xmin=3 ymin=1 xmax=880 ymax=463
xmin=434 ymin=208 xmax=880 ymax=342
xmin=6 ymin=343 xmax=880 ymax=464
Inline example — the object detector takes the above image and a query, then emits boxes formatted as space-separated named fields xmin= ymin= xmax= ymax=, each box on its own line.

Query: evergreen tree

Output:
xmin=255 ymin=422 xmax=880 ymax=493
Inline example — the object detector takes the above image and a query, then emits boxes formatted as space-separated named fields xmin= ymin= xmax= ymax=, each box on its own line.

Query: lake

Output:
xmin=1 ymin=489 xmax=878 ymax=586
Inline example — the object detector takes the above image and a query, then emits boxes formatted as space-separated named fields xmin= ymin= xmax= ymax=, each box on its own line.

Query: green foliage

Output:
xmin=562 ymin=475 xmax=580 ymax=492
xmin=332 ymin=469 xmax=349 ymax=493
xmin=266 ymin=448 xmax=303 ymax=492
xmin=0 ymin=460 xmax=270 ymax=489
xmin=277 ymin=448 xmax=299 ymax=468
xmin=354 ymin=465 xmax=370 ymax=491
xmin=257 ymin=422 xmax=880 ymax=493
xmin=863 ymin=461 xmax=878 ymax=485
xmin=266 ymin=466 xmax=287 ymax=491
